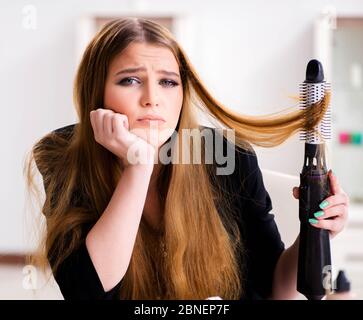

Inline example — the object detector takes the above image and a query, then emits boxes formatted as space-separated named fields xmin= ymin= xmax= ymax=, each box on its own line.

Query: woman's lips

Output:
xmin=137 ymin=118 xmax=166 ymax=125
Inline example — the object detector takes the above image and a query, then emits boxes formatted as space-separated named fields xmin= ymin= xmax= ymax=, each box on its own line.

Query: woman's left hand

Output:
xmin=292 ymin=169 xmax=349 ymax=239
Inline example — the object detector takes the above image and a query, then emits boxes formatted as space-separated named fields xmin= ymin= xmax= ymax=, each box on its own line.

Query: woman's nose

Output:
xmin=141 ymin=83 xmax=159 ymax=107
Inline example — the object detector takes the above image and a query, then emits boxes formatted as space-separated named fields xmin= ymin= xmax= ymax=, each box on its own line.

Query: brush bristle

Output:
xmin=299 ymin=82 xmax=331 ymax=143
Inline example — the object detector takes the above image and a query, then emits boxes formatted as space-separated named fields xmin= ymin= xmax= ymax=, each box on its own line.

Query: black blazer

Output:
xmin=35 ymin=124 xmax=285 ymax=300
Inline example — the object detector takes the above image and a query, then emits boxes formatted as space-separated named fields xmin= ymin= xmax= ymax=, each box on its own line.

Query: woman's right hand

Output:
xmin=90 ymin=108 xmax=156 ymax=167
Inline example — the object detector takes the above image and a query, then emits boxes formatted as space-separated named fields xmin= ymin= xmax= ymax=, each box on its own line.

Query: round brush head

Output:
xmin=299 ymin=60 xmax=332 ymax=144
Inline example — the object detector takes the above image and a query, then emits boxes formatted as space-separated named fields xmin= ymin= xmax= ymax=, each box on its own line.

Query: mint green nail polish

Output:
xmin=309 ymin=218 xmax=318 ymax=224
xmin=319 ymin=200 xmax=329 ymax=209
xmin=314 ymin=211 xmax=324 ymax=218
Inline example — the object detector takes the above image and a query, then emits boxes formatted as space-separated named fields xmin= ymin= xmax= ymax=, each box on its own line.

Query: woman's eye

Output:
xmin=160 ymin=79 xmax=179 ymax=87
xmin=118 ymin=77 xmax=139 ymax=86
xmin=118 ymin=77 xmax=179 ymax=87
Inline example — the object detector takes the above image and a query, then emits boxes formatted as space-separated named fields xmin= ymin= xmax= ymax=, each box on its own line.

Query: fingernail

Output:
xmin=309 ymin=218 xmax=318 ymax=224
xmin=319 ymin=200 xmax=329 ymax=209
xmin=314 ymin=211 xmax=324 ymax=218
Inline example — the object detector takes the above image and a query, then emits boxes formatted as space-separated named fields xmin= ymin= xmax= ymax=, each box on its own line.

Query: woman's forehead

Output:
xmin=110 ymin=42 xmax=179 ymax=72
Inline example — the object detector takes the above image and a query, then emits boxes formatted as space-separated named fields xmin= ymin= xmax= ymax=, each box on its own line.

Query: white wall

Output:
xmin=1 ymin=0 xmax=363 ymax=252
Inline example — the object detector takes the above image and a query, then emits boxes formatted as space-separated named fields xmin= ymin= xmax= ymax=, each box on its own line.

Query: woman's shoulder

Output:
xmin=53 ymin=123 xmax=77 ymax=137
xmin=35 ymin=123 xmax=77 ymax=150
xmin=33 ymin=123 xmax=78 ymax=179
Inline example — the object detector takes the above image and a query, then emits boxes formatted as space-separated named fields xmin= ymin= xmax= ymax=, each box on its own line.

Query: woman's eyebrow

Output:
xmin=114 ymin=67 xmax=180 ymax=78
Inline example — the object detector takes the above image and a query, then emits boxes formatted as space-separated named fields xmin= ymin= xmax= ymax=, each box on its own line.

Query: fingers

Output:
xmin=314 ymin=204 xmax=348 ymax=220
xmin=292 ymin=170 xmax=349 ymax=238
xmin=90 ymin=108 xmax=119 ymax=140
xmin=113 ymin=113 xmax=129 ymax=138
xmin=90 ymin=110 xmax=98 ymax=136
xmin=328 ymin=170 xmax=342 ymax=195
xmin=309 ymin=171 xmax=350 ymax=238
xmin=88 ymin=109 xmax=154 ymax=165
xmin=292 ymin=170 xmax=342 ymax=200
xmin=309 ymin=216 xmax=345 ymax=235
xmin=103 ymin=112 xmax=114 ymax=136
xmin=90 ymin=108 xmax=105 ymax=132
xmin=89 ymin=108 xmax=131 ymax=142
xmin=318 ymin=192 xmax=349 ymax=210
xmin=293 ymin=172 xmax=348 ymax=209
xmin=292 ymin=187 xmax=299 ymax=199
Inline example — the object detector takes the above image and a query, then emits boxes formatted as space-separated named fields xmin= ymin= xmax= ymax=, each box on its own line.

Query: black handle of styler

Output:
xmin=297 ymin=143 xmax=332 ymax=300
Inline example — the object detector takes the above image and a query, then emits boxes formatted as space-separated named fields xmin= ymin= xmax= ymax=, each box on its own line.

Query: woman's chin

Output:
xmin=130 ymin=124 xmax=175 ymax=150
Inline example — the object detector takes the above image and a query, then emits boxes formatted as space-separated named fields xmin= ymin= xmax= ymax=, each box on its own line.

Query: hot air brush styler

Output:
xmin=297 ymin=59 xmax=333 ymax=300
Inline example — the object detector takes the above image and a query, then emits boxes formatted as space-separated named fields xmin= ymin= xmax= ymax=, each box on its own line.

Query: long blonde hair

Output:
xmin=24 ymin=18 xmax=330 ymax=299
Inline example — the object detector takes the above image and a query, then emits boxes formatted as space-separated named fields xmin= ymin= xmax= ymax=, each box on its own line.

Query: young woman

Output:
xmin=26 ymin=18 xmax=349 ymax=300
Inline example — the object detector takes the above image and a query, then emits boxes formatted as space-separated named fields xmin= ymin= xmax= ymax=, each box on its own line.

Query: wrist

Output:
xmin=119 ymin=157 xmax=155 ymax=172
xmin=125 ymin=163 xmax=155 ymax=179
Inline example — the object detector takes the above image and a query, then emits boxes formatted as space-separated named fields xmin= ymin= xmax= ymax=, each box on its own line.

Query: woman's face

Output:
xmin=104 ymin=42 xmax=183 ymax=148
